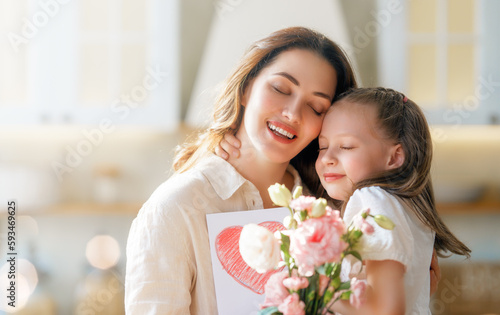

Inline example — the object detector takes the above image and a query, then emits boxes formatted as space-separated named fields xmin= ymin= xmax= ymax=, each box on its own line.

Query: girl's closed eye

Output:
xmin=317 ymin=138 xmax=328 ymax=151
xmin=340 ymin=145 xmax=355 ymax=150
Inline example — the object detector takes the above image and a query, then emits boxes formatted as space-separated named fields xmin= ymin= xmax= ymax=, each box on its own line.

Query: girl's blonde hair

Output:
xmin=173 ymin=27 xmax=357 ymax=176
xmin=338 ymin=87 xmax=470 ymax=258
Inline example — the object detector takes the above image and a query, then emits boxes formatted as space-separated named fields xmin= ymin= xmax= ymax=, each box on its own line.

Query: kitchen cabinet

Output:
xmin=0 ymin=0 xmax=180 ymax=131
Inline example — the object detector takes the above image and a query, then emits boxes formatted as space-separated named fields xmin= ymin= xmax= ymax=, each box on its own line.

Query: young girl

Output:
xmin=314 ymin=87 xmax=470 ymax=314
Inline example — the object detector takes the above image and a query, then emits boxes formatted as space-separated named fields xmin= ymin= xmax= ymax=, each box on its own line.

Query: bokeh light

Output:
xmin=0 ymin=259 xmax=38 ymax=312
xmin=85 ymin=235 xmax=121 ymax=270
xmin=18 ymin=215 xmax=39 ymax=238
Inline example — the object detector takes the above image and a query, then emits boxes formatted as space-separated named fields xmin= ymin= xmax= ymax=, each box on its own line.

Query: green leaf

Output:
xmin=306 ymin=289 xmax=316 ymax=304
xmin=352 ymin=230 xmax=363 ymax=239
xmin=331 ymin=263 xmax=340 ymax=278
xmin=308 ymin=273 xmax=320 ymax=292
xmin=325 ymin=263 xmax=334 ymax=276
xmin=280 ymin=233 xmax=290 ymax=247
xmin=299 ymin=210 xmax=308 ymax=221
xmin=323 ymin=288 xmax=334 ymax=305
xmin=280 ymin=233 xmax=290 ymax=258
xmin=338 ymin=281 xmax=351 ymax=291
xmin=258 ymin=306 xmax=280 ymax=315
xmin=345 ymin=250 xmax=362 ymax=261
xmin=330 ymin=276 xmax=341 ymax=290
xmin=340 ymin=291 xmax=351 ymax=300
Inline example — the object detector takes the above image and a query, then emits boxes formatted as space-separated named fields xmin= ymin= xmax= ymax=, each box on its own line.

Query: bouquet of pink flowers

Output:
xmin=239 ymin=184 xmax=395 ymax=315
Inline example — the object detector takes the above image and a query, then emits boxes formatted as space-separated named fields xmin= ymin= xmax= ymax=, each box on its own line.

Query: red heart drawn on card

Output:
xmin=215 ymin=221 xmax=286 ymax=294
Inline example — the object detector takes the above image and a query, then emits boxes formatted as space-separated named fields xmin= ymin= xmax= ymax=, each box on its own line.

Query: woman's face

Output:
xmin=239 ymin=48 xmax=337 ymax=164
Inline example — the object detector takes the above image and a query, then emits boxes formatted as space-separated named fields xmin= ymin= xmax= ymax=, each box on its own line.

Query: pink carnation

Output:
xmin=289 ymin=211 xmax=347 ymax=276
xmin=353 ymin=209 xmax=374 ymax=235
xmin=260 ymin=271 xmax=290 ymax=309
xmin=283 ymin=276 xmax=309 ymax=291
xmin=325 ymin=207 xmax=341 ymax=219
xmin=290 ymin=196 xmax=316 ymax=212
xmin=350 ymin=277 xmax=367 ymax=309
xmin=354 ymin=216 xmax=374 ymax=235
xmin=278 ymin=293 xmax=305 ymax=315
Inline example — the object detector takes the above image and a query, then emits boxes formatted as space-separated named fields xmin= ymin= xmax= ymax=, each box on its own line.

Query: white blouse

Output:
xmin=341 ymin=186 xmax=435 ymax=315
xmin=125 ymin=154 xmax=301 ymax=314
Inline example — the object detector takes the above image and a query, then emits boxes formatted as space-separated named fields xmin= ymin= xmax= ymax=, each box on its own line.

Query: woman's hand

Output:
xmin=215 ymin=133 xmax=241 ymax=160
xmin=430 ymin=249 xmax=441 ymax=296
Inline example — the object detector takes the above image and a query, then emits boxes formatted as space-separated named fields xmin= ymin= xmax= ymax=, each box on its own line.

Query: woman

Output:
xmin=125 ymin=27 xmax=357 ymax=314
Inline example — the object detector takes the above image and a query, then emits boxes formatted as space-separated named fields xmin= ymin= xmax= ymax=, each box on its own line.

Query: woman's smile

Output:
xmin=267 ymin=121 xmax=297 ymax=143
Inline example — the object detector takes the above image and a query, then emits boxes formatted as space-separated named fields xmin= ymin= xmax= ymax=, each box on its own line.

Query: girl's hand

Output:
xmin=215 ymin=133 xmax=241 ymax=160
xmin=329 ymin=259 xmax=405 ymax=315
xmin=430 ymin=249 xmax=441 ymax=296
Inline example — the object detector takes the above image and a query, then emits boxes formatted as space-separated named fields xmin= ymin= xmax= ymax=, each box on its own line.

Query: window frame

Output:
xmin=377 ymin=0 xmax=499 ymax=125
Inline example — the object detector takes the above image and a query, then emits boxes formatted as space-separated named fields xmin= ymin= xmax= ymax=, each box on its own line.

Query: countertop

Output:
xmin=8 ymin=199 xmax=500 ymax=216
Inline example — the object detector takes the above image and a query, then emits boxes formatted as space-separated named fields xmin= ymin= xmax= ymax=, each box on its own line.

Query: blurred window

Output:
xmin=408 ymin=0 xmax=476 ymax=108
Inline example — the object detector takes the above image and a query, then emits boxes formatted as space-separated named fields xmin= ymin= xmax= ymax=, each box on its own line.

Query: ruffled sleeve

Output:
xmin=343 ymin=186 xmax=414 ymax=270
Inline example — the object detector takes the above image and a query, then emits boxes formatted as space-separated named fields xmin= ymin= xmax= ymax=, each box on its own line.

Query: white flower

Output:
xmin=310 ymin=198 xmax=327 ymax=218
xmin=292 ymin=186 xmax=303 ymax=199
xmin=239 ymin=224 xmax=281 ymax=273
xmin=268 ymin=183 xmax=292 ymax=207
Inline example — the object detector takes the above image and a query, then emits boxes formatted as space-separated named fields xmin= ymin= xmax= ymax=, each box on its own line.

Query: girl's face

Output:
xmin=239 ymin=48 xmax=337 ymax=164
xmin=315 ymin=100 xmax=402 ymax=200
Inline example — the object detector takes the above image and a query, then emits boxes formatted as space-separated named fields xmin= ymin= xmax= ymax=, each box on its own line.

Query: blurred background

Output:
xmin=0 ymin=0 xmax=499 ymax=314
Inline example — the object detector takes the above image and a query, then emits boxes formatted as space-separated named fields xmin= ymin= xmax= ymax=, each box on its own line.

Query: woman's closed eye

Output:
xmin=272 ymin=85 xmax=289 ymax=95
xmin=310 ymin=105 xmax=324 ymax=116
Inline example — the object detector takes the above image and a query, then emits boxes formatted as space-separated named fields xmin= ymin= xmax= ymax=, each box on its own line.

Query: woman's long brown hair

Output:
xmin=338 ymin=87 xmax=470 ymax=258
xmin=173 ymin=27 xmax=357 ymax=174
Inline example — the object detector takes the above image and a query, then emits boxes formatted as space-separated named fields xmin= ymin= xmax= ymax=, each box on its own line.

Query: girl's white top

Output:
xmin=341 ymin=186 xmax=435 ymax=315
